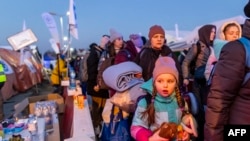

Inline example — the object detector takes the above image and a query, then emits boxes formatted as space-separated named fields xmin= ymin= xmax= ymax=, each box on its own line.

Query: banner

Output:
xmin=42 ymin=12 xmax=60 ymax=46
xmin=7 ymin=29 xmax=38 ymax=51
xmin=69 ymin=0 xmax=78 ymax=39
xmin=49 ymin=38 xmax=60 ymax=54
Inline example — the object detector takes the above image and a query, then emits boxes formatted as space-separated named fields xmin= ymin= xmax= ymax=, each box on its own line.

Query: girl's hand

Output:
xmin=181 ymin=114 xmax=198 ymax=137
xmin=149 ymin=129 xmax=169 ymax=141
xmin=93 ymin=85 xmax=100 ymax=92
xmin=183 ymin=79 xmax=189 ymax=86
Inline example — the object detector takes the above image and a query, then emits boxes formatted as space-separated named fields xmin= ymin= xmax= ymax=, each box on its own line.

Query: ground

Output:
xmin=3 ymin=80 xmax=54 ymax=119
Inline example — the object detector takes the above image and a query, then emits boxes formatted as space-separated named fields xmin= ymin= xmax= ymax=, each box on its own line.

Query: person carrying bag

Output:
xmin=100 ymin=105 xmax=133 ymax=141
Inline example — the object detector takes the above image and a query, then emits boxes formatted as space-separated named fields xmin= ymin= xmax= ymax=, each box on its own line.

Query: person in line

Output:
xmin=204 ymin=1 xmax=250 ymax=140
xmin=95 ymin=28 xmax=124 ymax=97
xmin=86 ymin=38 xmax=109 ymax=137
xmin=135 ymin=25 xmax=183 ymax=84
xmin=204 ymin=21 xmax=242 ymax=81
xmin=182 ymin=24 xmax=216 ymax=141
xmin=131 ymin=56 xmax=197 ymax=141
xmin=114 ymin=33 xmax=143 ymax=64
xmin=213 ymin=21 xmax=242 ymax=59
xmin=50 ymin=54 xmax=67 ymax=93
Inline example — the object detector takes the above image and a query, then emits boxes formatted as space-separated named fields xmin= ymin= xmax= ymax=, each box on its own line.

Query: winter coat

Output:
xmin=182 ymin=41 xmax=210 ymax=79
xmin=204 ymin=19 xmax=250 ymax=141
xmin=182 ymin=24 xmax=216 ymax=80
xmin=213 ymin=39 xmax=228 ymax=59
xmin=87 ymin=46 xmax=109 ymax=98
xmin=50 ymin=58 xmax=67 ymax=85
xmin=130 ymin=79 xmax=183 ymax=140
xmin=135 ymin=45 xmax=183 ymax=83
xmin=114 ymin=40 xmax=138 ymax=64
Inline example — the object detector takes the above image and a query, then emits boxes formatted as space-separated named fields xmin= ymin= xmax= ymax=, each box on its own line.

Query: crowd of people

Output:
xmin=44 ymin=1 xmax=250 ymax=141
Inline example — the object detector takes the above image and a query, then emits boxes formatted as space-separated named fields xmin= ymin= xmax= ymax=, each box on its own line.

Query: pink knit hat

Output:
xmin=153 ymin=56 xmax=178 ymax=82
xmin=148 ymin=25 xmax=165 ymax=39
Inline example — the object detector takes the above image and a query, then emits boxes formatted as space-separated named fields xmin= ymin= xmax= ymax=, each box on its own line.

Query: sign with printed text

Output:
xmin=7 ymin=29 xmax=38 ymax=51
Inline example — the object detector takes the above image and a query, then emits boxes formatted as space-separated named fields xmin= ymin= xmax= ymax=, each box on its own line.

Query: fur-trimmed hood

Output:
xmin=219 ymin=21 xmax=242 ymax=40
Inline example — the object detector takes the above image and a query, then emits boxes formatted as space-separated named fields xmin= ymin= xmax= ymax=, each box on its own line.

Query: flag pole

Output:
xmin=66 ymin=13 xmax=71 ymax=78
xmin=67 ymin=0 xmax=78 ymax=77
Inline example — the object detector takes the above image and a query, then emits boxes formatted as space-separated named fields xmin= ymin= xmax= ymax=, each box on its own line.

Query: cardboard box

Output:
xmin=14 ymin=93 xmax=65 ymax=116
xmin=12 ymin=94 xmax=64 ymax=141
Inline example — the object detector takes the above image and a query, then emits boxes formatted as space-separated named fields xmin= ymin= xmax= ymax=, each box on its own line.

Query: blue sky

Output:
xmin=0 ymin=0 xmax=248 ymax=54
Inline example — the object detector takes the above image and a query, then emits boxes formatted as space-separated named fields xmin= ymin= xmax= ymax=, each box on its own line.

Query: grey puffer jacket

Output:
xmin=204 ymin=19 xmax=250 ymax=141
xmin=182 ymin=41 xmax=210 ymax=79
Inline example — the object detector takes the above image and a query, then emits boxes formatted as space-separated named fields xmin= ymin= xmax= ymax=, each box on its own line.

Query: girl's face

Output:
xmin=210 ymin=28 xmax=216 ymax=41
xmin=151 ymin=34 xmax=165 ymax=49
xmin=224 ymin=26 xmax=240 ymax=41
xmin=113 ymin=38 xmax=124 ymax=49
xmin=155 ymin=73 xmax=177 ymax=97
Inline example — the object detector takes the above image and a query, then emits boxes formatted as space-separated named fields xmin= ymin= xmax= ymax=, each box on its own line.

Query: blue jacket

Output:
xmin=213 ymin=39 xmax=228 ymax=59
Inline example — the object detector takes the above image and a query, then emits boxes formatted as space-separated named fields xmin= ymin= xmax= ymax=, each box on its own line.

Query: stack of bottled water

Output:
xmin=27 ymin=114 xmax=38 ymax=141
xmin=69 ymin=66 xmax=76 ymax=90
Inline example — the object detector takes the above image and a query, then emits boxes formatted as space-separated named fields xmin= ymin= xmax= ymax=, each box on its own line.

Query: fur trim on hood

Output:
xmin=219 ymin=21 xmax=242 ymax=40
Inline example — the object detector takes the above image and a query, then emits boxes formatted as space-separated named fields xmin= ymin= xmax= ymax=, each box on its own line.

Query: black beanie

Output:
xmin=244 ymin=0 xmax=250 ymax=18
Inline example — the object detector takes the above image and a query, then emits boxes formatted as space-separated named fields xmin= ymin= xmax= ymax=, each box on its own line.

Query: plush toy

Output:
xmin=153 ymin=122 xmax=179 ymax=141
xmin=153 ymin=114 xmax=198 ymax=141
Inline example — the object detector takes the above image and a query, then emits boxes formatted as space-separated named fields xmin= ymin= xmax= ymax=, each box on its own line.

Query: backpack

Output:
xmin=97 ymin=49 xmax=131 ymax=89
xmin=79 ymin=50 xmax=100 ymax=82
xmin=78 ymin=53 xmax=89 ymax=82
xmin=207 ymin=37 xmax=250 ymax=86
xmin=183 ymin=43 xmax=201 ymax=77
xmin=178 ymin=49 xmax=189 ymax=66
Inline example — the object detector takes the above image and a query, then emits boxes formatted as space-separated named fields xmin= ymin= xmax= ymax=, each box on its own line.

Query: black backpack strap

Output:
xmin=136 ymin=93 xmax=152 ymax=108
xmin=195 ymin=42 xmax=201 ymax=61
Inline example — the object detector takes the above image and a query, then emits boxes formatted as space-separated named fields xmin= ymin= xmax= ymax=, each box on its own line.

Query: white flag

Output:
xmin=20 ymin=20 xmax=27 ymax=65
xmin=23 ymin=20 xmax=26 ymax=31
xmin=69 ymin=0 xmax=78 ymax=39
xmin=42 ymin=12 xmax=60 ymax=45
xmin=49 ymin=38 xmax=60 ymax=54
